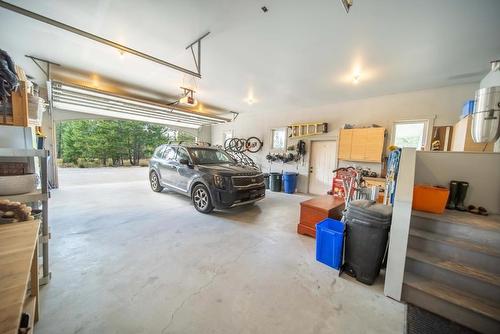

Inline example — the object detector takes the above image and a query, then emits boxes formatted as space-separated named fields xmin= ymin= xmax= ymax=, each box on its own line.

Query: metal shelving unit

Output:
xmin=0 ymin=148 xmax=51 ymax=285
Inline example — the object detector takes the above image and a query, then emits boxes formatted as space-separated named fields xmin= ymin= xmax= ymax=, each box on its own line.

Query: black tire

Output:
xmin=192 ymin=184 xmax=214 ymax=213
xmin=224 ymin=138 xmax=232 ymax=150
xmin=150 ymin=171 xmax=164 ymax=192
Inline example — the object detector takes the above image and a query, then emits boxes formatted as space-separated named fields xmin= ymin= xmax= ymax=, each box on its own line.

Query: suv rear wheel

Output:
xmin=192 ymin=184 xmax=214 ymax=213
xmin=150 ymin=171 xmax=164 ymax=192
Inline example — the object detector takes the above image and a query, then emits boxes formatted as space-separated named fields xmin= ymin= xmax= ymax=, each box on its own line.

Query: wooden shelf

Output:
xmin=0 ymin=220 xmax=40 ymax=334
xmin=0 ymin=191 xmax=48 ymax=202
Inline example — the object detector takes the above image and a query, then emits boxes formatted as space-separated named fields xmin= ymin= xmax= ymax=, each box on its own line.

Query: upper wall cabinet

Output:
xmin=338 ymin=128 xmax=386 ymax=162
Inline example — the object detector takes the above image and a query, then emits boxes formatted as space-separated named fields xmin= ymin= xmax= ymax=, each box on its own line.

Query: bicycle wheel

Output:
xmin=224 ymin=138 xmax=233 ymax=150
xmin=234 ymin=138 xmax=246 ymax=153
xmin=245 ymin=136 xmax=263 ymax=153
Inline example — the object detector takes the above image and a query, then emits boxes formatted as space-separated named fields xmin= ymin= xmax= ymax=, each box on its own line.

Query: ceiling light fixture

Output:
xmin=352 ymin=67 xmax=361 ymax=84
xmin=352 ymin=73 xmax=360 ymax=84
xmin=341 ymin=0 xmax=353 ymax=13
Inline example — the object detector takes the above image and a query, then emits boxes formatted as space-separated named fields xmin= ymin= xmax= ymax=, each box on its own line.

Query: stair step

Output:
xmin=412 ymin=210 xmax=500 ymax=233
xmin=406 ymin=248 xmax=500 ymax=288
xmin=411 ymin=210 xmax=500 ymax=247
xmin=409 ymin=228 xmax=500 ymax=258
xmin=404 ymin=273 xmax=500 ymax=323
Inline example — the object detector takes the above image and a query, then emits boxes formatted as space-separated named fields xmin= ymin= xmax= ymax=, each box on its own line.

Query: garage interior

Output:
xmin=1 ymin=1 xmax=499 ymax=334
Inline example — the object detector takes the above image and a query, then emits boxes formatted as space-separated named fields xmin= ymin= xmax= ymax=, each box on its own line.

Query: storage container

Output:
xmin=0 ymin=174 xmax=37 ymax=196
xmin=461 ymin=100 xmax=475 ymax=119
xmin=269 ymin=172 xmax=282 ymax=192
xmin=343 ymin=200 xmax=392 ymax=285
xmin=412 ymin=185 xmax=449 ymax=214
xmin=316 ymin=218 xmax=345 ymax=270
xmin=283 ymin=172 xmax=298 ymax=194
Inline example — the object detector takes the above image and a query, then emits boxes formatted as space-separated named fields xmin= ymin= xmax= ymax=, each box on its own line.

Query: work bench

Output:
xmin=0 ymin=220 xmax=40 ymax=334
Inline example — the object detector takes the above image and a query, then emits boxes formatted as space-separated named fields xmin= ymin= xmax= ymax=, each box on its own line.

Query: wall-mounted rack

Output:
xmin=0 ymin=148 xmax=51 ymax=285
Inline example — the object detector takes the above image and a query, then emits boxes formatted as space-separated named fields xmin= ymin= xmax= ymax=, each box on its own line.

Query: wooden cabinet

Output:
xmin=1 ymin=81 xmax=29 ymax=127
xmin=451 ymin=116 xmax=494 ymax=152
xmin=350 ymin=129 xmax=366 ymax=160
xmin=338 ymin=127 xmax=385 ymax=162
xmin=338 ymin=129 xmax=352 ymax=160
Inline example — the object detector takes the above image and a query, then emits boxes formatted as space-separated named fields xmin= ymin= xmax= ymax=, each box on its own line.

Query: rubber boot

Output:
xmin=446 ymin=181 xmax=459 ymax=210
xmin=455 ymin=181 xmax=469 ymax=211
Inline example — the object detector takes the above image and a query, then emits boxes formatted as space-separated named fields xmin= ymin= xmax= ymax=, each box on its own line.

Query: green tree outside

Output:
xmin=58 ymin=120 xmax=196 ymax=167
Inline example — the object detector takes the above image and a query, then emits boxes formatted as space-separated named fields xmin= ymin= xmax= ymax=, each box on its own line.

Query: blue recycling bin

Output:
xmin=316 ymin=218 xmax=345 ymax=270
xmin=283 ymin=172 xmax=298 ymax=194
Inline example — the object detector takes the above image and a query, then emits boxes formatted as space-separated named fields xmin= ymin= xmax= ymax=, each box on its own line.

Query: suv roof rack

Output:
xmin=175 ymin=141 xmax=212 ymax=147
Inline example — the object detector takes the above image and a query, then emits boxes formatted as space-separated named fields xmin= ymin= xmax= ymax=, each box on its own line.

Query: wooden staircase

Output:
xmin=402 ymin=210 xmax=500 ymax=333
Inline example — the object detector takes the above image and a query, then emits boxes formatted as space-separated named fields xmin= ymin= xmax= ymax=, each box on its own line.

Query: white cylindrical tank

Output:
xmin=472 ymin=61 xmax=500 ymax=144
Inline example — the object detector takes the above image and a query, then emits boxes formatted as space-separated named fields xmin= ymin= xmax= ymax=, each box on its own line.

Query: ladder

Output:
xmin=288 ymin=122 xmax=328 ymax=138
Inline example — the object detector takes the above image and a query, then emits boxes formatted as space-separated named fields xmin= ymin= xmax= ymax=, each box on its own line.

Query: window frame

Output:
xmin=162 ymin=146 xmax=178 ymax=161
xmin=391 ymin=118 xmax=434 ymax=151
xmin=176 ymin=147 xmax=191 ymax=163
xmin=270 ymin=127 xmax=287 ymax=151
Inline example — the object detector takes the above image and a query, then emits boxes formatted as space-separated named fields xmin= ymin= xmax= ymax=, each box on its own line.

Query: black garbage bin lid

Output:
xmin=346 ymin=200 xmax=393 ymax=227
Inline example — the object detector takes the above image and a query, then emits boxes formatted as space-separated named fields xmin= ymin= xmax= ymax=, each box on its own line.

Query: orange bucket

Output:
xmin=412 ymin=185 xmax=449 ymax=214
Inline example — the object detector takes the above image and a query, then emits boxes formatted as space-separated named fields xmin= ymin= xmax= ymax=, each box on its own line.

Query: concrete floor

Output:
xmin=37 ymin=167 xmax=405 ymax=334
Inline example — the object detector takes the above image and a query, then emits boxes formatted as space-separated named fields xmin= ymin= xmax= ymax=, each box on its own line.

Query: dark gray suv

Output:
xmin=149 ymin=144 xmax=265 ymax=213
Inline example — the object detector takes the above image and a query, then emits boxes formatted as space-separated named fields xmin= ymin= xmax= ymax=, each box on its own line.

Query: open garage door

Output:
xmin=50 ymin=81 xmax=229 ymax=129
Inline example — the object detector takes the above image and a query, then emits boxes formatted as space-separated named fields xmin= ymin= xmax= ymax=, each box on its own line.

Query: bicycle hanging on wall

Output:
xmin=223 ymin=137 xmax=263 ymax=169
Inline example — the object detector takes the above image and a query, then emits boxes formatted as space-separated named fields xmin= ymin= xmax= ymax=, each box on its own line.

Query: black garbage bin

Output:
xmin=269 ymin=172 xmax=282 ymax=192
xmin=263 ymin=173 xmax=270 ymax=189
xmin=343 ymin=200 xmax=392 ymax=285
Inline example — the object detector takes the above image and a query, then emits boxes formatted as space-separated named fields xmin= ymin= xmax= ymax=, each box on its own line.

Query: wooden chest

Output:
xmin=297 ymin=195 xmax=345 ymax=238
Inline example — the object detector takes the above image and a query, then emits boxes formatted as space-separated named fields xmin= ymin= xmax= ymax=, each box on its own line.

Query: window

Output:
xmin=188 ymin=148 xmax=234 ymax=164
xmin=392 ymin=121 xmax=428 ymax=150
xmin=176 ymin=148 xmax=190 ymax=162
xmin=163 ymin=147 xmax=177 ymax=160
xmin=154 ymin=145 xmax=166 ymax=158
xmin=223 ymin=130 xmax=233 ymax=144
xmin=271 ymin=128 xmax=287 ymax=150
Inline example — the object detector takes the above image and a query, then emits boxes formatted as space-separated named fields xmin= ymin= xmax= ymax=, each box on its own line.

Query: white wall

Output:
xmin=414 ymin=151 xmax=500 ymax=214
xmin=212 ymin=83 xmax=478 ymax=193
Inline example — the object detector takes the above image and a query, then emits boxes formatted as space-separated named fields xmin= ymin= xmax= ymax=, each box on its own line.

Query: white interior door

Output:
xmin=308 ymin=140 xmax=337 ymax=195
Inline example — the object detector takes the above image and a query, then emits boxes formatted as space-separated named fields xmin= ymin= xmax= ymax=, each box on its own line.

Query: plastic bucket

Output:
xmin=283 ymin=172 xmax=298 ymax=194
xmin=316 ymin=218 xmax=345 ymax=270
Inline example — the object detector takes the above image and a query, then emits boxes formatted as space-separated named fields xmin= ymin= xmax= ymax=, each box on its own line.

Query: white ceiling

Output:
xmin=1 ymin=0 xmax=499 ymax=114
